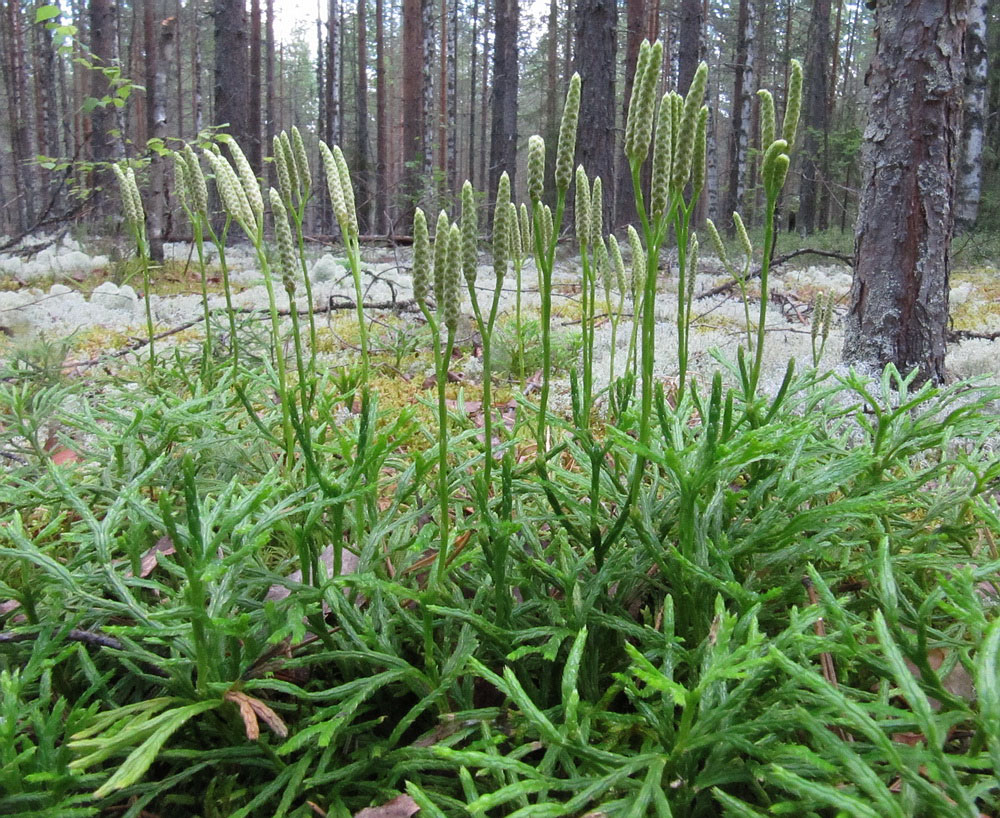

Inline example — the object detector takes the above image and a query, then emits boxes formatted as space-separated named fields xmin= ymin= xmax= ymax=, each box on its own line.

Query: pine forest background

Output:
xmin=0 ymin=0 xmax=995 ymax=248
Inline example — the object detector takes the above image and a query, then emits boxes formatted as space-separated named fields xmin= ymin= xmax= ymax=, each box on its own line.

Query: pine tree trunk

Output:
xmin=479 ymin=0 xmax=491 ymax=194
xmin=446 ymin=0 xmax=457 ymax=194
xmin=678 ymin=0 xmax=702 ymax=94
xmin=214 ymin=0 xmax=250 ymax=146
xmin=401 ymin=0 xmax=424 ymax=225
xmin=249 ymin=0 xmax=262 ymax=173
xmin=725 ymin=0 xmax=755 ymax=234
xmin=437 ymin=0 xmax=447 ymax=186
xmin=843 ymin=0 xmax=968 ymax=385
xmin=955 ymin=0 xmax=987 ymax=231
xmin=798 ymin=0 xmax=830 ymax=235
xmin=375 ymin=0 xmax=387 ymax=231
xmin=467 ymin=0 xmax=478 ymax=188
xmin=265 ymin=0 xmax=274 ymax=173
xmin=89 ymin=0 xmax=119 ymax=215
xmin=326 ymin=0 xmax=341 ymax=149
xmin=148 ymin=16 xmax=175 ymax=261
xmin=489 ymin=0 xmax=518 ymax=209
xmin=193 ymin=0 xmax=204 ymax=136
xmin=355 ymin=0 xmax=370 ymax=232
xmin=2 ymin=0 xmax=36 ymax=230
xmin=421 ymin=0 xmax=435 ymax=208
xmin=575 ymin=0 xmax=617 ymax=230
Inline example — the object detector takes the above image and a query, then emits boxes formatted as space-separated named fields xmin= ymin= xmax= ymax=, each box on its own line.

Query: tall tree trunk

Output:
xmin=375 ymin=0 xmax=387 ymax=231
xmin=32 ymin=0 xmax=59 ymax=205
xmin=2 ymin=0 xmax=37 ymax=230
xmin=192 ymin=0 xmax=204 ymax=136
xmin=401 ymin=0 xmax=424 ymax=224
xmin=144 ymin=0 xmax=156 ymax=145
xmin=421 ymin=0 xmax=435 ymax=208
xmin=437 ymin=0 xmax=447 ymax=186
xmin=175 ymin=0 xmax=183 ymax=138
xmin=489 ymin=0 xmax=518 ymax=209
xmin=478 ymin=0 xmax=490 ymax=193
xmin=446 ymin=0 xmax=457 ymax=194
xmin=798 ymin=0 xmax=831 ymax=235
xmin=249 ymin=0 xmax=262 ymax=173
xmin=574 ymin=0 xmax=617 ymax=229
xmin=955 ymin=0 xmax=987 ymax=231
xmin=678 ymin=0 xmax=702 ymax=94
xmin=724 ymin=0 xmax=755 ymax=233
xmin=148 ymin=15 xmax=175 ymax=261
xmin=214 ymin=0 xmax=250 ymax=147
xmin=467 ymin=0 xmax=479 ymax=188
xmin=89 ymin=0 xmax=119 ymax=215
xmin=843 ymin=0 xmax=968 ymax=385
xmin=356 ymin=0 xmax=370 ymax=231
xmin=326 ymin=0 xmax=341 ymax=148
xmin=265 ymin=0 xmax=274 ymax=181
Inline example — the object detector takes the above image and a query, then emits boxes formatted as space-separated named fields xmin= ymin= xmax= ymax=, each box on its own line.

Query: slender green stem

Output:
xmin=251 ymin=231 xmax=296 ymax=469
xmin=532 ymin=192 xmax=566 ymax=456
xmin=750 ymin=196 xmax=778 ymax=396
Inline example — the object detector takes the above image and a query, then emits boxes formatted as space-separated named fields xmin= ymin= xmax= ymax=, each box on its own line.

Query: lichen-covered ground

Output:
xmin=1 ymin=234 xmax=998 ymax=401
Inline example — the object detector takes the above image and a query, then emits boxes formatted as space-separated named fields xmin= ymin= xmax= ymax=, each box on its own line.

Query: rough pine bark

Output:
xmin=467 ymin=0 xmax=479 ymax=188
xmin=446 ymin=0 xmax=457 ymax=193
xmin=89 ymin=0 xmax=119 ymax=214
xmin=213 ymin=0 xmax=250 ymax=147
xmin=326 ymin=0 xmax=341 ymax=147
xmin=955 ymin=0 xmax=987 ymax=230
xmin=574 ymin=0 xmax=617 ymax=230
xmin=798 ymin=0 xmax=831 ymax=235
xmin=489 ymin=0 xmax=518 ymax=210
xmin=355 ymin=0 xmax=370 ymax=232
xmin=421 ymin=0 xmax=435 ymax=207
xmin=678 ymin=0 xmax=702 ymax=94
xmin=148 ymin=15 xmax=175 ymax=261
xmin=401 ymin=0 xmax=424 ymax=224
xmin=375 ymin=0 xmax=387 ymax=231
xmin=249 ymin=0 xmax=262 ymax=173
xmin=2 ymin=0 xmax=37 ymax=230
xmin=843 ymin=0 xmax=968 ymax=385
xmin=193 ymin=0 xmax=205 ymax=136
xmin=724 ymin=0 xmax=756 ymax=234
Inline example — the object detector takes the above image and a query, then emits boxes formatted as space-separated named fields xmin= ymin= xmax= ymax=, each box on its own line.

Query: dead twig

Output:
xmin=698 ymin=248 xmax=853 ymax=300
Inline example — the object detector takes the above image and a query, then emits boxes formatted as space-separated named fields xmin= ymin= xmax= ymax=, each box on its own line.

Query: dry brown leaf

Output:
xmin=224 ymin=690 xmax=288 ymax=740
xmin=224 ymin=690 xmax=260 ymax=741
xmin=125 ymin=536 xmax=176 ymax=578
xmin=353 ymin=793 xmax=419 ymax=818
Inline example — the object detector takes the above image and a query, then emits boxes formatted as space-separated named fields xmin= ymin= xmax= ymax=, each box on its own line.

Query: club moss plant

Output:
xmin=4 ymin=45 xmax=1000 ymax=818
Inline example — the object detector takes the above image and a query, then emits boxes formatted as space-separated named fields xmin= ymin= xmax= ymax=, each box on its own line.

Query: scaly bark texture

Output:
xmin=400 ymin=0 xmax=423 ymax=224
xmin=148 ymin=16 xmax=175 ymax=261
xmin=799 ymin=0 xmax=831 ymax=235
xmin=213 ymin=0 xmax=250 ymax=146
xmin=843 ymin=0 xmax=968 ymax=384
xmin=574 ymin=0 xmax=617 ymax=229
xmin=955 ymin=0 xmax=987 ymax=230
xmin=724 ymin=0 xmax=756 ymax=234
xmin=355 ymin=0 xmax=370 ymax=232
xmin=489 ymin=0 xmax=518 ymax=212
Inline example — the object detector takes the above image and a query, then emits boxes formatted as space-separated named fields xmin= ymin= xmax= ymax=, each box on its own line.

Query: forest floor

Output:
xmin=1 ymin=231 xmax=999 ymax=395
